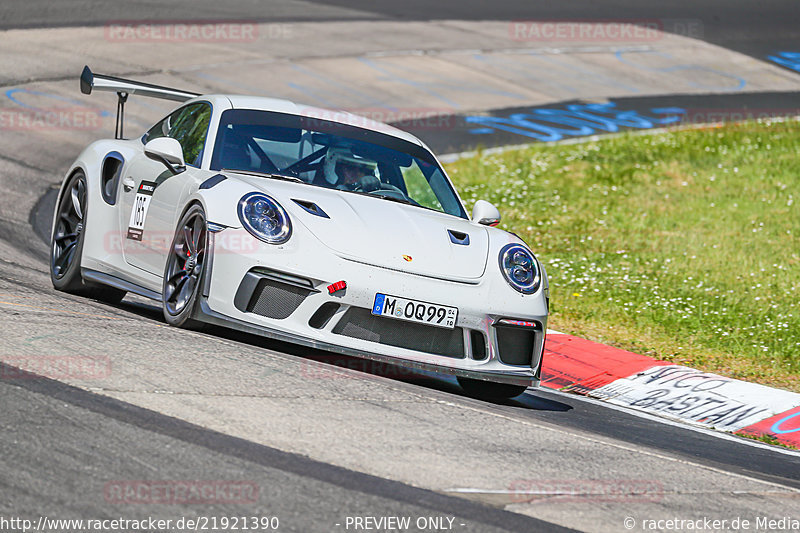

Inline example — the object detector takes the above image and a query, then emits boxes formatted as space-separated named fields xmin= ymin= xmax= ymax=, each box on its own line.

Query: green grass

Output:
xmin=739 ymin=431 xmax=797 ymax=450
xmin=445 ymin=120 xmax=800 ymax=391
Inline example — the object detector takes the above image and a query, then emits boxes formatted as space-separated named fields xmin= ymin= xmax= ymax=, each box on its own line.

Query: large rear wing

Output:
xmin=80 ymin=65 xmax=200 ymax=139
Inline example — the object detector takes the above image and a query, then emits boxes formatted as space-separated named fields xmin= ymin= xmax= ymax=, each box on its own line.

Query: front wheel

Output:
xmin=162 ymin=204 xmax=207 ymax=329
xmin=457 ymin=377 xmax=529 ymax=400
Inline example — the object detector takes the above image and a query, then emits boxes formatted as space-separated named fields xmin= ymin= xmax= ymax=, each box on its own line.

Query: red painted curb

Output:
xmin=541 ymin=334 xmax=669 ymax=393
xmin=738 ymin=406 xmax=800 ymax=448
xmin=541 ymin=333 xmax=800 ymax=450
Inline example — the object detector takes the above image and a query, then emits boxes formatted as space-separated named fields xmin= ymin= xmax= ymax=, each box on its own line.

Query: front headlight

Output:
xmin=499 ymin=243 xmax=540 ymax=294
xmin=237 ymin=192 xmax=292 ymax=244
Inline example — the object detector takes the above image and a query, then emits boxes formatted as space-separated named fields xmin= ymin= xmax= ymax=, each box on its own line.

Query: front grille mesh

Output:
xmin=332 ymin=307 xmax=465 ymax=359
xmin=248 ymin=279 xmax=310 ymax=319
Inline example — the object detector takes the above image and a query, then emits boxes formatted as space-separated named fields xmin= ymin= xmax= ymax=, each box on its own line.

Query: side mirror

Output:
xmin=472 ymin=199 xmax=501 ymax=226
xmin=145 ymin=137 xmax=185 ymax=174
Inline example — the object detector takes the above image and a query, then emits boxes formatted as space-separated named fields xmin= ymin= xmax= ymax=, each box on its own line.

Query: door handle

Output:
xmin=122 ymin=176 xmax=135 ymax=192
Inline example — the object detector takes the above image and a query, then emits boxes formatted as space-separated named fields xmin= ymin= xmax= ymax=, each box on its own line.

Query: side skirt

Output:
xmin=81 ymin=268 xmax=162 ymax=301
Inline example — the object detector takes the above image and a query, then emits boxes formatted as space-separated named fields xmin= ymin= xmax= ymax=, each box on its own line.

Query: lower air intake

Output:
xmin=248 ymin=279 xmax=310 ymax=319
xmin=494 ymin=324 xmax=537 ymax=366
xmin=470 ymin=330 xmax=488 ymax=360
xmin=332 ymin=307 xmax=465 ymax=359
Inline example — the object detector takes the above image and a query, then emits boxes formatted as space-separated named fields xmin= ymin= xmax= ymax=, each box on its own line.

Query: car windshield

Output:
xmin=210 ymin=109 xmax=467 ymax=219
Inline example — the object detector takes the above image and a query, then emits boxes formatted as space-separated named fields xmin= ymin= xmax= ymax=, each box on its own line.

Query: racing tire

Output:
xmin=457 ymin=377 xmax=529 ymax=400
xmin=162 ymin=204 xmax=207 ymax=330
xmin=50 ymin=170 xmax=126 ymax=304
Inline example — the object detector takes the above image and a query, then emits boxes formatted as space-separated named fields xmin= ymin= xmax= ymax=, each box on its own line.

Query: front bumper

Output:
xmin=199 ymin=228 xmax=548 ymax=386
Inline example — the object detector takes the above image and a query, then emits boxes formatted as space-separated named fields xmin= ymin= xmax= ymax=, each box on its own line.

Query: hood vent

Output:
xmin=293 ymin=199 xmax=329 ymax=219
xmin=448 ymin=229 xmax=470 ymax=246
xmin=199 ymin=173 xmax=226 ymax=189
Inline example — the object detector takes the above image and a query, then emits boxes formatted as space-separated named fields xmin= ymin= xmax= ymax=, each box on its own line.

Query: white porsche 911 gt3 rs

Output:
xmin=51 ymin=66 xmax=549 ymax=399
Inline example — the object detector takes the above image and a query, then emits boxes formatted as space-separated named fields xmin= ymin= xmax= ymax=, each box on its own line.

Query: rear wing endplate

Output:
xmin=80 ymin=65 xmax=200 ymax=139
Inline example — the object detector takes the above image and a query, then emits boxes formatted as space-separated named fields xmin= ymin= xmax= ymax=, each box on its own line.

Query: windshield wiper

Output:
xmin=363 ymin=191 xmax=420 ymax=207
xmin=221 ymin=169 xmax=304 ymax=183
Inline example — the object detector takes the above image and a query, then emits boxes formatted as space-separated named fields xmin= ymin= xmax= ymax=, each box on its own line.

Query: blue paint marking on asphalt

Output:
xmin=6 ymin=88 xmax=111 ymax=116
xmin=615 ymin=50 xmax=746 ymax=91
xmin=767 ymin=51 xmax=800 ymax=73
xmin=466 ymin=102 xmax=686 ymax=142
xmin=468 ymin=127 xmax=495 ymax=135
xmin=649 ymin=108 xmax=685 ymax=124
xmin=770 ymin=411 xmax=800 ymax=435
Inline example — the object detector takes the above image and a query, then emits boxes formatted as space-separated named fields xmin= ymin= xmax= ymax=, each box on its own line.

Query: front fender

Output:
xmin=187 ymin=177 xmax=258 ymax=229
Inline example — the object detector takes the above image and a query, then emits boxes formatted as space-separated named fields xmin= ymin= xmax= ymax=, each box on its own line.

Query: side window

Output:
xmin=143 ymin=113 xmax=173 ymax=143
xmin=167 ymin=103 xmax=212 ymax=167
xmin=401 ymin=162 xmax=444 ymax=212
xmin=143 ymin=103 xmax=212 ymax=167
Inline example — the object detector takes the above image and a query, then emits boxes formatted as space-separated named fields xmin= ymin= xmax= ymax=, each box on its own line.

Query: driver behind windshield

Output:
xmin=323 ymin=147 xmax=379 ymax=190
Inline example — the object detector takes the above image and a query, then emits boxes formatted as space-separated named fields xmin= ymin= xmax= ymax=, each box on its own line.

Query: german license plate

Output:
xmin=371 ymin=293 xmax=458 ymax=329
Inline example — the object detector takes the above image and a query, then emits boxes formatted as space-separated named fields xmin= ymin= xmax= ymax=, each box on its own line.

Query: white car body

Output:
xmin=52 ymin=70 xmax=549 ymax=394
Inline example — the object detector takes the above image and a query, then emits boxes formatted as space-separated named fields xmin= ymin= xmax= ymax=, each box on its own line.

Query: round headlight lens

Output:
xmin=238 ymin=193 xmax=291 ymax=244
xmin=499 ymin=244 xmax=540 ymax=294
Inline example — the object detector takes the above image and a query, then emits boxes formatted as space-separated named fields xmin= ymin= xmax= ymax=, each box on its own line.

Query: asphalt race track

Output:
xmin=2 ymin=0 xmax=798 ymax=59
xmin=1 ymin=2 xmax=799 ymax=532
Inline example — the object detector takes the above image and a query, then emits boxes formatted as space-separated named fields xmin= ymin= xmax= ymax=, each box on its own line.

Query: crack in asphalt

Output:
xmin=0 ymin=153 xmax=50 ymax=173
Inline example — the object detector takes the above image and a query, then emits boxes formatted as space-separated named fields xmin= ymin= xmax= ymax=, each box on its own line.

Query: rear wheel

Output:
xmin=162 ymin=204 xmax=207 ymax=329
xmin=50 ymin=170 xmax=126 ymax=303
xmin=457 ymin=377 xmax=529 ymax=400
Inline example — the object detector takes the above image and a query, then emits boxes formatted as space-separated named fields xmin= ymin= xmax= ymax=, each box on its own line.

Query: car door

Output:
xmin=119 ymin=102 xmax=212 ymax=277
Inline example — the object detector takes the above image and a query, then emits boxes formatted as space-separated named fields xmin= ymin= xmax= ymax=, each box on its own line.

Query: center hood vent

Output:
xmin=448 ymin=229 xmax=470 ymax=246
